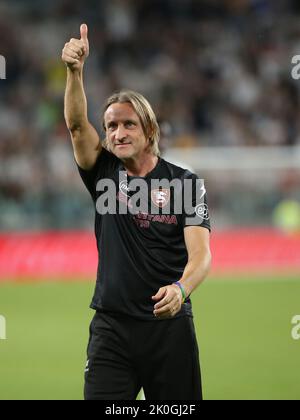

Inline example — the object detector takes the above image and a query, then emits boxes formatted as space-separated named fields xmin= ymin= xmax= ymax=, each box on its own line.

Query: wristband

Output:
xmin=174 ymin=281 xmax=187 ymax=303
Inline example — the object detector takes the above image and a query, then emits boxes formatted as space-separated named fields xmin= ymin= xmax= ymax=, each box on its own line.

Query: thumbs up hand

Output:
xmin=62 ymin=24 xmax=90 ymax=72
xmin=80 ymin=24 xmax=89 ymax=56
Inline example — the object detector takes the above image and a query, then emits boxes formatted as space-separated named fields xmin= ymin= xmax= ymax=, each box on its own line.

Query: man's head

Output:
xmin=102 ymin=90 xmax=160 ymax=160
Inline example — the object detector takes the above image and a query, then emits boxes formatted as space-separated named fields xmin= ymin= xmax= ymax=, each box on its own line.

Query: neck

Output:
xmin=122 ymin=154 xmax=159 ymax=177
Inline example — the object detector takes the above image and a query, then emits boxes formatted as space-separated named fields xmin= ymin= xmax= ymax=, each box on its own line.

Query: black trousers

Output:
xmin=84 ymin=311 xmax=203 ymax=400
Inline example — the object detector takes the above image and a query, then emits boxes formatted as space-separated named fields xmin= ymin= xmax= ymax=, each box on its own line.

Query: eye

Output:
xmin=125 ymin=121 xmax=135 ymax=128
xmin=107 ymin=122 xmax=117 ymax=131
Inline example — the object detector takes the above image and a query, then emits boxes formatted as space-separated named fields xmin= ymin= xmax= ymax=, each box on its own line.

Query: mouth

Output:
xmin=115 ymin=143 xmax=131 ymax=148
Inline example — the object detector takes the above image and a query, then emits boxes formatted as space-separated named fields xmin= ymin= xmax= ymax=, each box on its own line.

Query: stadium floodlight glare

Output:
xmin=0 ymin=315 xmax=6 ymax=340
xmin=0 ymin=55 xmax=6 ymax=79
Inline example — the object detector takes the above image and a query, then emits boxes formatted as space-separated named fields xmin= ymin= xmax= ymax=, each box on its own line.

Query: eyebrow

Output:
xmin=106 ymin=118 xmax=138 ymax=126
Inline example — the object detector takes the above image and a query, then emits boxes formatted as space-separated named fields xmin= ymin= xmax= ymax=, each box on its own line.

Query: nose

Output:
xmin=115 ymin=124 xmax=127 ymax=142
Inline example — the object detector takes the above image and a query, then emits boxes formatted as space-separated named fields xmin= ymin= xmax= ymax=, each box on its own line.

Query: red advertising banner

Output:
xmin=0 ymin=229 xmax=299 ymax=281
xmin=0 ymin=231 xmax=97 ymax=280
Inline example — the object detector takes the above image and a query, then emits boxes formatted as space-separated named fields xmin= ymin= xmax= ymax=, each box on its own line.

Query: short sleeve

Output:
xmin=181 ymin=174 xmax=211 ymax=231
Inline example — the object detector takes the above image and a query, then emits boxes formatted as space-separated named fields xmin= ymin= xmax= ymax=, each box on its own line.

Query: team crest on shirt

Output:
xmin=151 ymin=189 xmax=171 ymax=208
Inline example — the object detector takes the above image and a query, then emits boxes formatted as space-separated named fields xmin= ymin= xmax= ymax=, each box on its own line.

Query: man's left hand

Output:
xmin=152 ymin=284 xmax=183 ymax=319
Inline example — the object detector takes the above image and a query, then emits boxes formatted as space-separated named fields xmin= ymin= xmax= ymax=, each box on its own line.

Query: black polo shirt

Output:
xmin=78 ymin=148 xmax=211 ymax=320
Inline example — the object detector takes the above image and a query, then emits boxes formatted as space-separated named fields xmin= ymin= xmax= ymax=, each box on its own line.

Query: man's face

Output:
xmin=104 ymin=102 xmax=149 ymax=161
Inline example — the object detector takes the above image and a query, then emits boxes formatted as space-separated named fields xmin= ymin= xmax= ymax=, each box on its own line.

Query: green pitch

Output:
xmin=0 ymin=275 xmax=299 ymax=400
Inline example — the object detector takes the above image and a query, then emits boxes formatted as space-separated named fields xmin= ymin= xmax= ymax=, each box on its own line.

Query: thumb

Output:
xmin=152 ymin=288 xmax=167 ymax=302
xmin=80 ymin=23 xmax=89 ymax=45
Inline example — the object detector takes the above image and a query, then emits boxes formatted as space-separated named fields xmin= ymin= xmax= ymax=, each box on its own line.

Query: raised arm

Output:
xmin=62 ymin=24 xmax=101 ymax=170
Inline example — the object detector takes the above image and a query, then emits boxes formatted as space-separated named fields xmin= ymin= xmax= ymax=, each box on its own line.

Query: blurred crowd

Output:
xmin=1 ymin=0 xmax=300 ymax=230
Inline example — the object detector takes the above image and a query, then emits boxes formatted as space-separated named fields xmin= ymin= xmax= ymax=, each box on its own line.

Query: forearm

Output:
xmin=64 ymin=68 xmax=88 ymax=131
xmin=179 ymin=249 xmax=212 ymax=298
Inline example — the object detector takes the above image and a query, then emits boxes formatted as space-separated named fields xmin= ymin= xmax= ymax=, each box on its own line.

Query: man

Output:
xmin=62 ymin=24 xmax=212 ymax=400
